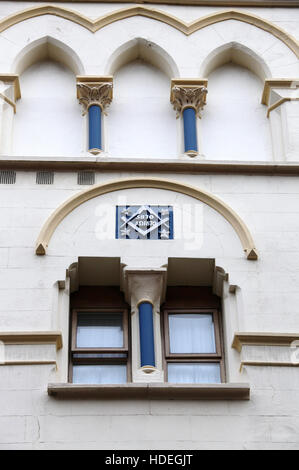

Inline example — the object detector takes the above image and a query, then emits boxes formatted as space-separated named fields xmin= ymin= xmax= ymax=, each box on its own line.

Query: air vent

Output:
xmin=36 ymin=171 xmax=54 ymax=185
xmin=0 ymin=170 xmax=16 ymax=184
xmin=77 ymin=171 xmax=95 ymax=185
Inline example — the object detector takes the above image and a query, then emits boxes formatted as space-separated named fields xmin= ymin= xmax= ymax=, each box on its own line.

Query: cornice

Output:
xmin=8 ymin=0 xmax=299 ymax=7
xmin=1 ymin=157 xmax=299 ymax=175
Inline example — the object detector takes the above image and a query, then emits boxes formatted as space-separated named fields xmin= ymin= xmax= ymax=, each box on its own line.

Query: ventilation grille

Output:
xmin=36 ymin=171 xmax=54 ymax=185
xmin=78 ymin=171 xmax=95 ymax=185
xmin=0 ymin=170 xmax=16 ymax=184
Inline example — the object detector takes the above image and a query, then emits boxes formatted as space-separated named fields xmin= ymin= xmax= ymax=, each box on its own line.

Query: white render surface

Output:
xmin=0 ymin=0 xmax=298 ymax=450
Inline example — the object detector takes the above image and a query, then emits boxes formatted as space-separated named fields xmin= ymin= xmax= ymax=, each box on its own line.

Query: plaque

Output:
xmin=116 ymin=205 xmax=173 ymax=240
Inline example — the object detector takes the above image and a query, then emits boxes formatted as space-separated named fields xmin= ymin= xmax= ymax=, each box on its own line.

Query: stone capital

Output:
xmin=261 ymin=79 xmax=299 ymax=118
xmin=0 ymin=74 xmax=21 ymax=114
xmin=170 ymin=78 xmax=208 ymax=118
xmin=76 ymin=75 xmax=113 ymax=116
xmin=121 ymin=267 xmax=167 ymax=314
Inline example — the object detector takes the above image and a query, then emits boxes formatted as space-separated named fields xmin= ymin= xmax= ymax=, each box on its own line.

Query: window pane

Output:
xmin=168 ymin=363 xmax=221 ymax=384
xmin=73 ymin=365 xmax=127 ymax=384
xmin=77 ymin=312 xmax=123 ymax=348
xmin=169 ymin=313 xmax=216 ymax=353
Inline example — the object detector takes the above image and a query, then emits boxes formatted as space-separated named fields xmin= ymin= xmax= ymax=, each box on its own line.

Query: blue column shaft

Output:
xmin=139 ymin=302 xmax=155 ymax=367
xmin=183 ymin=107 xmax=198 ymax=153
xmin=88 ymin=105 xmax=102 ymax=151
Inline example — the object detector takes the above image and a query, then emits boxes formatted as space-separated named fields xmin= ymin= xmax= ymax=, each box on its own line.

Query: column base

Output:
xmin=185 ymin=150 xmax=198 ymax=157
xmin=140 ymin=365 xmax=157 ymax=374
xmin=89 ymin=148 xmax=102 ymax=155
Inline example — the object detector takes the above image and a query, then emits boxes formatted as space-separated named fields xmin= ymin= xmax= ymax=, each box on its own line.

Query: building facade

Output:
xmin=0 ymin=0 xmax=298 ymax=450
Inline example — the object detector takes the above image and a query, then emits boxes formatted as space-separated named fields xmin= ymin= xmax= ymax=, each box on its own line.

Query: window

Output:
xmin=69 ymin=287 xmax=130 ymax=384
xmin=162 ymin=287 xmax=225 ymax=384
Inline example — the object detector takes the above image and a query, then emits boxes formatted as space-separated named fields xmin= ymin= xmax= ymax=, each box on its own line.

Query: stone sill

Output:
xmin=48 ymin=383 xmax=250 ymax=400
xmin=0 ymin=156 xmax=299 ymax=175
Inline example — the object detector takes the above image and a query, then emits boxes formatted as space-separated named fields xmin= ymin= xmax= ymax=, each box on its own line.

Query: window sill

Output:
xmin=48 ymin=383 xmax=250 ymax=400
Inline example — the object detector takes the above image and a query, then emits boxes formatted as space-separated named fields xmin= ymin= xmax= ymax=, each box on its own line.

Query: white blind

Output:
xmin=169 ymin=313 xmax=216 ymax=354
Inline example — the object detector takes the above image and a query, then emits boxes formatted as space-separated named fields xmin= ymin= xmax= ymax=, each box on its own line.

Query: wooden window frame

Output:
xmin=162 ymin=308 xmax=225 ymax=383
xmin=69 ymin=308 xmax=131 ymax=383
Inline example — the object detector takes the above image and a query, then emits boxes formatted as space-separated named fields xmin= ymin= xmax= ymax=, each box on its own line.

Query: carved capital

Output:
xmin=76 ymin=76 xmax=113 ymax=116
xmin=170 ymin=79 xmax=208 ymax=118
xmin=121 ymin=267 xmax=167 ymax=314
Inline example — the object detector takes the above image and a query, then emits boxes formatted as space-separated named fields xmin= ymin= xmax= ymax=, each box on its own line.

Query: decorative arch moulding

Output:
xmin=35 ymin=177 xmax=258 ymax=261
xmin=0 ymin=5 xmax=298 ymax=58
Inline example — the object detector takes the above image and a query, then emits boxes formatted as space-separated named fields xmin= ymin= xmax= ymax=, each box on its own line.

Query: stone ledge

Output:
xmin=48 ymin=383 xmax=250 ymax=400
xmin=1 ymin=156 xmax=299 ymax=175
xmin=0 ymin=331 xmax=63 ymax=350
xmin=232 ymin=332 xmax=299 ymax=353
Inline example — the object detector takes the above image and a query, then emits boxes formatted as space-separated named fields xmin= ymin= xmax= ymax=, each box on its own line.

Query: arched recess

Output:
xmin=200 ymin=42 xmax=271 ymax=81
xmin=0 ymin=5 xmax=298 ymax=58
xmin=106 ymin=38 xmax=177 ymax=158
xmin=200 ymin=42 xmax=273 ymax=161
xmin=35 ymin=177 xmax=258 ymax=260
xmin=12 ymin=36 xmax=83 ymax=157
xmin=106 ymin=38 xmax=179 ymax=78
xmin=12 ymin=36 xmax=84 ymax=75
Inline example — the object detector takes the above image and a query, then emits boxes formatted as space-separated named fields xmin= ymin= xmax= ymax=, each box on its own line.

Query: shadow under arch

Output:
xmin=106 ymin=38 xmax=179 ymax=78
xmin=13 ymin=36 xmax=84 ymax=75
xmin=35 ymin=177 xmax=258 ymax=260
xmin=200 ymin=42 xmax=272 ymax=81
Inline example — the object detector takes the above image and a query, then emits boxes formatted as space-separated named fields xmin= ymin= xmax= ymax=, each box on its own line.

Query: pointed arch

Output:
xmin=0 ymin=5 xmax=298 ymax=58
xmin=35 ymin=177 xmax=258 ymax=260
xmin=200 ymin=42 xmax=272 ymax=81
xmin=12 ymin=36 xmax=84 ymax=75
xmin=106 ymin=38 xmax=179 ymax=78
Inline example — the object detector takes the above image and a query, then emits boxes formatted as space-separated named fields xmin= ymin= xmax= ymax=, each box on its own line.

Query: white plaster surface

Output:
xmin=0 ymin=0 xmax=298 ymax=450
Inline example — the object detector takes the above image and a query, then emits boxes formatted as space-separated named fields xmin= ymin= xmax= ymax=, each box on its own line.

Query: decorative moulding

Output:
xmin=170 ymin=79 xmax=208 ymax=118
xmin=0 ymin=74 xmax=21 ymax=113
xmin=232 ymin=332 xmax=299 ymax=353
xmin=262 ymin=79 xmax=299 ymax=105
xmin=76 ymin=76 xmax=113 ymax=115
xmin=48 ymin=382 xmax=250 ymax=400
xmin=0 ymin=6 xmax=297 ymax=57
xmin=34 ymin=177 xmax=258 ymax=260
xmin=0 ymin=331 xmax=63 ymax=350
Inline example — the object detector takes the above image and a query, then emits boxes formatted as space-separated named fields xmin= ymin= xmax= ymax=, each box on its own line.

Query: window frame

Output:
xmin=69 ymin=307 xmax=131 ymax=383
xmin=162 ymin=308 xmax=226 ymax=383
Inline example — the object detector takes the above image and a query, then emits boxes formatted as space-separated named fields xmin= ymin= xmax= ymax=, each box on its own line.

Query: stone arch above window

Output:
xmin=35 ymin=177 xmax=258 ymax=260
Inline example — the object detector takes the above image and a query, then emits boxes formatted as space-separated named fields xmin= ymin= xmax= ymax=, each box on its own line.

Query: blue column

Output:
xmin=183 ymin=107 xmax=198 ymax=154
xmin=88 ymin=105 xmax=102 ymax=152
xmin=138 ymin=302 xmax=155 ymax=368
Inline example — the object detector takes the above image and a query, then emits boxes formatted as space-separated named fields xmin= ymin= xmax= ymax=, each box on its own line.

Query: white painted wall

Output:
xmin=13 ymin=60 xmax=83 ymax=157
xmin=107 ymin=60 xmax=177 ymax=158
xmin=0 ymin=0 xmax=298 ymax=450
xmin=201 ymin=63 xmax=273 ymax=161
